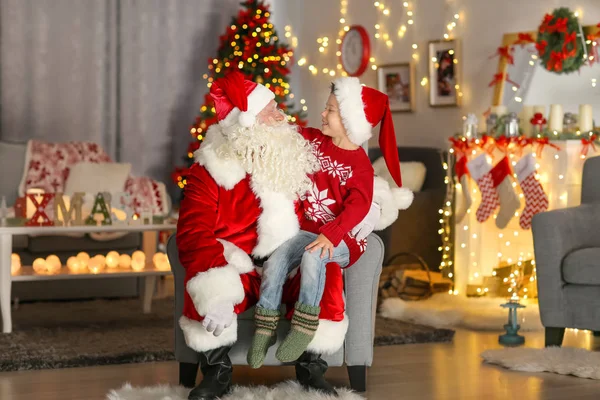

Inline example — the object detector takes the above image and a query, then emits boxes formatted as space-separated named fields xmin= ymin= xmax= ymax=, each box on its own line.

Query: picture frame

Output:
xmin=428 ymin=39 xmax=461 ymax=107
xmin=377 ymin=62 xmax=416 ymax=113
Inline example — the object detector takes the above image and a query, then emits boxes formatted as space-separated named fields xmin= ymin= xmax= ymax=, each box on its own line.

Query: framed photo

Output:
xmin=428 ymin=39 xmax=461 ymax=107
xmin=377 ymin=63 xmax=415 ymax=113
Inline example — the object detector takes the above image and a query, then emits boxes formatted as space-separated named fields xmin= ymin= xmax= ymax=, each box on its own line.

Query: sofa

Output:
xmin=532 ymin=155 xmax=600 ymax=346
xmin=0 ymin=140 xmax=147 ymax=301
xmin=167 ymin=233 xmax=385 ymax=392
xmin=368 ymin=146 xmax=446 ymax=270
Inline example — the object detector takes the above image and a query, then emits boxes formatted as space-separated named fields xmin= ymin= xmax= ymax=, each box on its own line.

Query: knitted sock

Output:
xmin=247 ymin=306 xmax=280 ymax=369
xmin=492 ymin=157 xmax=520 ymax=229
xmin=276 ymin=302 xmax=320 ymax=363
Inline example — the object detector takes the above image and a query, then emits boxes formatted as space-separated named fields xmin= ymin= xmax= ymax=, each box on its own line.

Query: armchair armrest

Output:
xmin=532 ymin=204 xmax=600 ymax=326
xmin=343 ymin=233 xmax=384 ymax=367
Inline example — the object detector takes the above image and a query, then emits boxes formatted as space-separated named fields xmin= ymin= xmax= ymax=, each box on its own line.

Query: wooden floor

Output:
xmin=1 ymin=328 xmax=600 ymax=400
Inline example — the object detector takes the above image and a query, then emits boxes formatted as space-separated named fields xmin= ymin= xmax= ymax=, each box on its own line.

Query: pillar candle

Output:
xmin=533 ymin=105 xmax=546 ymax=117
xmin=579 ymin=104 xmax=594 ymax=132
xmin=491 ymin=105 xmax=508 ymax=116
xmin=548 ymin=104 xmax=563 ymax=132
xmin=520 ymin=106 xmax=535 ymax=137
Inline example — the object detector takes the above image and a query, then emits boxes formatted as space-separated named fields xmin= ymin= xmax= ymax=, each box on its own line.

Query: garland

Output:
xmin=536 ymin=7 xmax=585 ymax=74
xmin=449 ymin=132 xmax=600 ymax=158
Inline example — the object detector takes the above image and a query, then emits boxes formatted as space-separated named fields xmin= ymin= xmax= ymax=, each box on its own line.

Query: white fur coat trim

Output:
xmin=179 ymin=315 xmax=238 ymax=353
xmin=194 ymin=125 xmax=246 ymax=190
xmin=306 ymin=314 xmax=349 ymax=355
xmin=217 ymin=239 xmax=255 ymax=274
xmin=251 ymin=184 xmax=300 ymax=258
xmin=373 ymin=176 xmax=399 ymax=230
xmin=333 ymin=77 xmax=372 ymax=146
xmin=186 ymin=265 xmax=245 ymax=316
xmin=195 ymin=126 xmax=300 ymax=259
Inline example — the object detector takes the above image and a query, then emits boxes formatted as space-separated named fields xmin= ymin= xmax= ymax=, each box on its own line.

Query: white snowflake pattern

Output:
xmin=311 ymin=139 xmax=353 ymax=185
xmin=304 ymin=183 xmax=336 ymax=223
xmin=348 ymin=231 xmax=368 ymax=253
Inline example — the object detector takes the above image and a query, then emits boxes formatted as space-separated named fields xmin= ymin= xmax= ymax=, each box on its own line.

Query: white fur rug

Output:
xmin=106 ymin=381 xmax=364 ymax=400
xmin=379 ymin=293 xmax=543 ymax=332
xmin=481 ymin=347 xmax=600 ymax=379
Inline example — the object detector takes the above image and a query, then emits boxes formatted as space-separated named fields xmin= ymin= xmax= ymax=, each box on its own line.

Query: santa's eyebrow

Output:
xmin=326 ymin=103 xmax=337 ymax=110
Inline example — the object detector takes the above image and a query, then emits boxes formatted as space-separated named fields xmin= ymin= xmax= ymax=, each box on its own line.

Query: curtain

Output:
xmin=0 ymin=0 xmax=116 ymax=156
xmin=1 ymin=0 xmax=239 ymax=193
xmin=118 ymin=0 xmax=239 ymax=186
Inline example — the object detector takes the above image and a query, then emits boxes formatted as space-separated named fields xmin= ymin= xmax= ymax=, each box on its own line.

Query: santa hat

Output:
xmin=332 ymin=77 xmax=413 ymax=210
xmin=209 ymin=71 xmax=275 ymax=128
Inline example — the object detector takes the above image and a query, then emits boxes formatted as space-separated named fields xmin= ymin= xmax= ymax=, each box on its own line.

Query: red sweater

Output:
xmin=299 ymin=127 xmax=374 ymax=267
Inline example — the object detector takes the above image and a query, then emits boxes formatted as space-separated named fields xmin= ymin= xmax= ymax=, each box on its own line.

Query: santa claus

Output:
xmin=176 ymin=71 xmax=408 ymax=400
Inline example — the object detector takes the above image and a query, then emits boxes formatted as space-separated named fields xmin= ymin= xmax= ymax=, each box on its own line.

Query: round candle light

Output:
xmin=106 ymin=251 xmax=120 ymax=269
xmin=131 ymin=259 xmax=145 ymax=271
xmin=132 ymin=250 xmax=146 ymax=263
xmin=11 ymin=253 xmax=21 ymax=275
xmin=153 ymin=252 xmax=170 ymax=271
xmin=33 ymin=258 xmax=49 ymax=274
xmin=77 ymin=252 xmax=90 ymax=268
xmin=67 ymin=256 xmax=85 ymax=273
xmin=45 ymin=255 xmax=62 ymax=273
xmin=118 ymin=254 xmax=132 ymax=269
xmin=88 ymin=255 xmax=106 ymax=274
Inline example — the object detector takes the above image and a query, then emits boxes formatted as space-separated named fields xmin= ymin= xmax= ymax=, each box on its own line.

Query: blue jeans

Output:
xmin=258 ymin=230 xmax=350 ymax=310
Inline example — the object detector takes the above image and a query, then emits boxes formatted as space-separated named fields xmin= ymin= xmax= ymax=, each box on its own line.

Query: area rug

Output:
xmin=481 ymin=347 xmax=600 ymax=379
xmin=107 ymin=381 xmax=363 ymax=400
xmin=380 ymin=293 xmax=543 ymax=332
xmin=0 ymin=297 xmax=453 ymax=371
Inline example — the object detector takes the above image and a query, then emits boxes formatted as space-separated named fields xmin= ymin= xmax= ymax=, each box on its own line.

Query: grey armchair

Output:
xmin=532 ymin=155 xmax=600 ymax=347
xmin=166 ymin=233 xmax=384 ymax=392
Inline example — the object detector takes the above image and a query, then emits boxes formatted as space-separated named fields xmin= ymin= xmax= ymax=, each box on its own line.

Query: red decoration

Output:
xmin=26 ymin=193 xmax=55 ymax=227
xmin=514 ymin=33 xmax=535 ymax=46
xmin=581 ymin=135 xmax=598 ymax=157
xmin=547 ymin=50 xmax=565 ymax=72
xmin=488 ymin=73 xmax=520 ymax=88
xmin=536 ymin=40 xmax=548 ymax=56
xmin=534 ymin=137 xmax=561 ymax=158
xmin=492 ymin=46 xmax=515 ymax=65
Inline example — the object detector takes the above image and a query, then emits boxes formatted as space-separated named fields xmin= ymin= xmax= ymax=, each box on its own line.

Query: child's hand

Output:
xmin=305 ymin=234 xmax=334 ymax=259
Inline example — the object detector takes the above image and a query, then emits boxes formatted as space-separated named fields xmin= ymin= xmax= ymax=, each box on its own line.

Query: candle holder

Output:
xmin=499 ymin=296 xmax=526 ymax=345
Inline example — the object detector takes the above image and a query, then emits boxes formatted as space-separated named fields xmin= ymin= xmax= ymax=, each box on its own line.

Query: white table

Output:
xmin=0 ymin=223 xmax=177 ymax=333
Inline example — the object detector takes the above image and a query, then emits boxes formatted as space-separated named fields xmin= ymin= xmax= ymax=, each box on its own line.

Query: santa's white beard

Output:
xmin=216 ymin=121 xmax=319 ymax=198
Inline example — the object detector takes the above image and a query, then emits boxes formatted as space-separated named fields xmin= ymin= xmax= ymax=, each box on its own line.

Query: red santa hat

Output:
xmin=209 ymin=71 xmax=275 ymax=128
xmin=332 ymin=77 xmax=413 ymax=209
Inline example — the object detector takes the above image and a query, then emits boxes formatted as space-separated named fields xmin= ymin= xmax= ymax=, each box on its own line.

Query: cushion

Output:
xmin=562 ymin=247 xmax=600 ymax=285
xmin=64 ymin=162 xmax=131 ymax=195
xmin=0 ymin=141 xmax=27 ymax=206
xmin=125 ymin=176 xmax=170 ymax=217
xmin=372 ymin=157 xmax=427 ymax=192
xmin=18 ymin=140 xmax=112 ymax=196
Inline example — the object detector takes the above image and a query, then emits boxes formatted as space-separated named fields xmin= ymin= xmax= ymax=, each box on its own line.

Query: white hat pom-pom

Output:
xmin=392 ymin=187 xmax=414 ymax=210
xmin=238 ymin=111 xmax=256 ymax=127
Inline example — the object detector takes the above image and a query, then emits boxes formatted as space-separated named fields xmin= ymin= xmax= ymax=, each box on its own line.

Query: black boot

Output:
xmin=188 ymin=346 xmax=233 ymax=400
xmin=295 ymin=352 xmax=338 ymax=397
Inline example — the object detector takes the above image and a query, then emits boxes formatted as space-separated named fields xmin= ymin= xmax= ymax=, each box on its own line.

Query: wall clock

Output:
xmin=340 ymin=25 xmax=371 ymax=77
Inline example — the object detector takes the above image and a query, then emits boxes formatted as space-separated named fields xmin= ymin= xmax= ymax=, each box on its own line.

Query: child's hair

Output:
xmin=330 ymin=82 xmax=337 ymax=94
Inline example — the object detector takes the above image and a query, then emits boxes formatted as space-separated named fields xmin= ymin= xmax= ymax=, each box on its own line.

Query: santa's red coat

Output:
xmin=176 ymin=125 xmax=348 ymax=354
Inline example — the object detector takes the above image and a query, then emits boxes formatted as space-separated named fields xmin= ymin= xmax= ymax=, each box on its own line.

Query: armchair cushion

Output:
xmin=562 ymin=248 xmax=600 ymax=285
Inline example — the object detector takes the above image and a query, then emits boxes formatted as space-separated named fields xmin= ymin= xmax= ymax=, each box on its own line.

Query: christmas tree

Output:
xmin=172 ymin=0 xmax=307 ymax=191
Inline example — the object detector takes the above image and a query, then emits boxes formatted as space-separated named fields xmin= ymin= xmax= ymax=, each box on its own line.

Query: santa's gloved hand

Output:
xmin=202 ymin=302 xmax=235 ymax=337
xmin=351 ymin=202 xmax=381 ymax=241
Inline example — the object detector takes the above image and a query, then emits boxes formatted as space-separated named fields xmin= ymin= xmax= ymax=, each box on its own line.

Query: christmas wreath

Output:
xmin=536 ymin=7 xmax=585 ymax=74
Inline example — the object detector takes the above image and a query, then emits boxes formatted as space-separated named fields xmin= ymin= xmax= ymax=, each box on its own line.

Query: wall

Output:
xmin=272 ymin=0 xmax=600 ymax=151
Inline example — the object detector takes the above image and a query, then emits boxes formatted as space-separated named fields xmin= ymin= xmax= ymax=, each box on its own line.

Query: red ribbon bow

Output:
xmin=536 ymin=40 xmax=548 ymax=56
xmin=515 ymin=33 xmax=535 ymax=46
xmin=547 ymin=50 xmax=566 ymax=72
xmin=550 ymin=18 xmax=569 ymax=34
xmin=492 ymin=46 xmax=515 ymax=65
xmin=535 ymin=137 xmax=561 ymax=157
xmin=449 ymin=137 xmax=471 ymax=157
xmin=495 ymin=136 xmax=512 ymax=154
xmin=564 ymin=31 xmax=577 ymax=45
xmin=488 ymin=73 xmax=520 ymax=88
xmin=539 ymin=14 xmax=554 ymax=34
xmin=581 ymin=135 xmax=598 ymax=156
